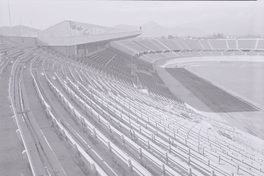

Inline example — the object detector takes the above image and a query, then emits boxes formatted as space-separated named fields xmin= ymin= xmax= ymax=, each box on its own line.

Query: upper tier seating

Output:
xmin=27 ymin=46 xmax=264 ymax=176
xmin=256 ymin=40 xmax=264 ymax=50
xmin=172 ymin=39 xmax=190 ymax=50
xmin=134 ymin=40 xmax=162 ymax=51
xmin=113 ymin=39 xmax=262 ymax=57
xmin=183 ymin=40 xmax=203 ymax=50
xmin=209 ymin=40 xmax=228 ymax=50
xmin=227 ymin=40 xmax=237 ymax=49
xmin=150 ymin=39 xmax=170 ymax=50
xmin=157 ymin=39 xmax=182 ymax=50
xmin=238 ymin=40 xmax=257 ymax=50
xmin=80 ymin=48 xmax=133 ymax=84
xmin=199 ymin=40 xmax=212 ymax=50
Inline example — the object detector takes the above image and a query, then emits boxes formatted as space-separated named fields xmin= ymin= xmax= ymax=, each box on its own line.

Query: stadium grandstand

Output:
xmin=1 ymin=20 xmax=264 ymax=176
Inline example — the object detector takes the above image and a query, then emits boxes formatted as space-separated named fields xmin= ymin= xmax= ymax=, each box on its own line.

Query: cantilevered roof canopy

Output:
xmin=37 ymin=20 xmax=142 ymax=46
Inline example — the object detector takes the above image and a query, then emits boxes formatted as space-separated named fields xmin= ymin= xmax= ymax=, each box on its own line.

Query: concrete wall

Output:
xmin=49 ymin=45 xmax=75 ymax=57
xmin=0 ymin=35 xmax=37 ymax=48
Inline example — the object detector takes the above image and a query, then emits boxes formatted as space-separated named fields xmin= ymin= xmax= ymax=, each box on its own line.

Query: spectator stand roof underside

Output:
xmin=37 ymin=20 xmax=142 ymax=46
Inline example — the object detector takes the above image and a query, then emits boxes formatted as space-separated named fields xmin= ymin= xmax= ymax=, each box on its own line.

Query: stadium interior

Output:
xmin=1 ymin=20 xmax=264 ymax=176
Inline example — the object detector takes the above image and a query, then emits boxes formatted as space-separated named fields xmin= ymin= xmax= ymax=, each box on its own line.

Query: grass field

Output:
xmin=155 ymin=58 xmax=264 ymax=139
xmin=186 ymin=61 xmax=264 ymax=110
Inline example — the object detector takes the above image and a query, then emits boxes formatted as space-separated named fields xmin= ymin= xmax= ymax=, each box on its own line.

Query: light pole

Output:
xmin=8 ymin=0 xmax=12 ymax=36
xmin=30 ymin=21 xmax=33 ymax=37
xmin=20 ymin=18 xmax=23 ymax=36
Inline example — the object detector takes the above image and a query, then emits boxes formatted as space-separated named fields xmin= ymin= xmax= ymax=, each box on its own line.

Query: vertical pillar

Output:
xmin=188 ymin=167 xmax=192 ymax=176
xmin=91 ymin=163 xmax=97 ymax=176
xmin=165 ymin=153 xmax=168 ymax=164
xmin=93 ymin=128 xmax=97 ymax=140
xmin=107 ymin=141 xmax=112 ymax=153
xmin=121 ymin=135 xmax=125 ymax=146
xmin=139 ymin=148 xmax=142 ymax=161
xmin=207 ymin=159 xmax=210 ymax=166
xmin=127 ymin=159 xmax=133 ymax=171
xmin=168 ymin=145 xmax=171 ymax=153
xmin=16 ymin=129 xmax=21 ymax=141
xmin=161 ymin=164 xmax=166 ymax=176
xmin=211 ymin=169 xmax=214 ymax=176
xmin=187 ymin=156 xmax=190 ymax=164
xmin=152 ymin=133 xmax=155 ymax=142
xmin=147 ymin=141 xmax=150 ymax=151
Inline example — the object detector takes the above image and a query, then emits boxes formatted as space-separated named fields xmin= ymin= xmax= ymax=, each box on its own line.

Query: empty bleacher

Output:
xmin=238 ymin=40 xmax=257 ymax=50
xmin=2 ymin=37 xmax=264 ymax=176
xmin=209 ymin=40 xmax=228 ymax=50
xmin=227 ymin=40 xmax=237 ymax=50
xmin=172 ymin=39 xmax=190 ymax=50
xmin=112 ymin=38 xmax=263 ymax=58
xmin=256 ymin=40 xmax=264 ymax=50
xmin=152 ymin=73 xmax=165 ymax=84
xmin=80 ymin=48 xmax=133 ymax=84
xmin=183 ymin=40 xmax=203 ymax=50
xmin=157 ymin=39 xmax=182 ymax=51
xmin=199 ymin=40 xmax=212 ymax=50
xmin=135 ymin=40 xmax=162 ymax=51
xmin=138 ymin=72 xmax=175 ymax=99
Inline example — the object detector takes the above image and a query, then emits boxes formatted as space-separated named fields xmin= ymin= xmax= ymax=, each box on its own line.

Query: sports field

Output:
xmin=186 ymin=61 xmax=264 ymax=110
xmin=155 ymin=59 xmax=264 ymax=138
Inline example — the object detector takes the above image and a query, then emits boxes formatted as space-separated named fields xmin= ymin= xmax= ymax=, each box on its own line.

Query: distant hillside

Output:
xmin=114 ymin=24 xmax=139 ymax=32
xmin=114 ymin=21 xmax=206 ymax=38
xmin=0 ymin=25 xmax=41 ymax=37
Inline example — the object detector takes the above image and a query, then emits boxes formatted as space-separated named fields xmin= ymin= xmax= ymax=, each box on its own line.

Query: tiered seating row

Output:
xmin=100 ymin=76 xmax=264 ymax=173
xmin=80 ymin=64 xmax=264 ymax=175
xmin=35 ymin=47 xmax=264 ymax=176
xmin=113 ymin=39 xmax=263 ymax=59
xmin=256 ymin=40 xmax=264 ymax=50
xmin=138 ymin=72 xmax=175 ymax=99
xmin=80 ymin=49 xmax=133 ymax=85
xmin=209 ymin=40 xmax=228 ymax=50
xmin=50 ymin=57 xmax=222 ymax=175
xmin=238 ymin=40 xmax=257 ymax=50
xmin=0 ymin=57 xmax=10 ymax=77
xmin=75 ymin=76 xmax=235 ymax=176
xmin=152 ymin=73 xmax=164 ymax=84
xmin=184 ymin=40 xmax=203 ymax=50
xmin=0 ymin=43 xmax=14 ymax=52
xmin=8 ymin=58 xmax=66 ymax=176
xmin=53 ymin=72 xmax=167 ymax=176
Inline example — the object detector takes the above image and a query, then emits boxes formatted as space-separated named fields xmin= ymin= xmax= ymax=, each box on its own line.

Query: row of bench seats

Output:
xmin=77 ymin=48 xmax=133 ymax=85
xmin=138 ymin=72 xmax=176 ymax=99
xmin=54 ymin=59 xmax=234 ymax=176
xmin=35 ymin=47 xmax=264 ymax=176
xmin=114 ymin=39 xmax=264 ymax=55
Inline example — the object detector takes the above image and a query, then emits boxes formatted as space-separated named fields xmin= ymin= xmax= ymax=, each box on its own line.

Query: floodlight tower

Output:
xmin=8 ymin=0 xmax=12 ymax=36
xmin=20 ymin=18 xmax=23 ymax=36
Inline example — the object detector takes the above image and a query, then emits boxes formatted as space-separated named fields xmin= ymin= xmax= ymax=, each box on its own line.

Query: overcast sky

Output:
xmin=0 ymin=0 xmax=264 ymax=35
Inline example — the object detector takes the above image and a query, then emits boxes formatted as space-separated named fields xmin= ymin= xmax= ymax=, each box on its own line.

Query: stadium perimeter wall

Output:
xmin=154 ymin=55 xmax=264 ymax=69
xmin=48 ymin=45 xmax=76 ymax=57
xmin=0 ymin=35 xmax=37 ymax=48
xmin=151 ymin=55 xmax=264 ymax=111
